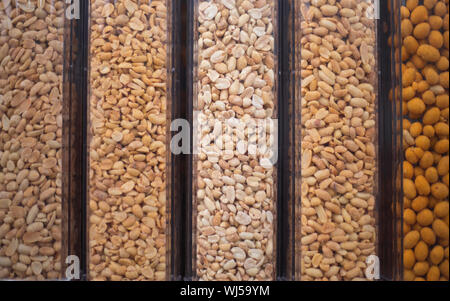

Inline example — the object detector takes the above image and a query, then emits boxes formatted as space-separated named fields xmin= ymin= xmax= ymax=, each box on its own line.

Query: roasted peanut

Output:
xmin=0 ymin=0 xmax=64 ymax=280
xmin=88 ymin=0 xmax=168 ymax=281
xmin=299 ymin=0 xmax=378 ymax=281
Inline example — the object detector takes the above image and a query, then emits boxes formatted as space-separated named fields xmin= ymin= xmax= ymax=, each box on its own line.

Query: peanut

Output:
xmin=0 ymin=0 xmax=64 ymax=280
xmin=194 ymin=0 xmax=276 ymax=281
xmin=88 ymin=0 xmax=168 ymax=281
xmin=299 ymin=0 xmax=377 ymax=281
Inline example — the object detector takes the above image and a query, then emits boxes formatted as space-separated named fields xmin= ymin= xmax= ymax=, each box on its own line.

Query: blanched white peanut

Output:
xmin=195 ymin=0 xmax=276 ymax=281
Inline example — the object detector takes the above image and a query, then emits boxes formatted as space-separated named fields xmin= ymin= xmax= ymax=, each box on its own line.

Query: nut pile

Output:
xmin=299 ymin=0 xmax=378 ymax=280
xmin=88 ymin=0 xmax=168 ymax=281
xmin=401 ymin=0 xmax=449 ymax=281
xmin=195 ymin=0 xmax=276 ymax=281
xmin=0 ymin=0 xmax=64 ymax=280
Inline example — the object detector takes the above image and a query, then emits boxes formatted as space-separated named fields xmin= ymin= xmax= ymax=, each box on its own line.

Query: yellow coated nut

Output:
xmin=436 ymin=56 xmax=449 ymax=71
xmin=407 ymin=98 xmax=426 ymax=115
xmin=419 ymin=151 xmax=434 ymax=169
xmin=404 ymin=249 xmax=416 ymax=269
xmin=443 ymin=174 xmax=449 ymax=187
xmin=423 ymin=67 xmax=440 ymax=85
xmin=426 ymin=266 xmax=441 ymax=281
xmin=417 ymin=208 xmax=434 ymax=226
xmin=403 ymin=100 xmax=409 ymax=114
xmin=416 ymin=136 xmax=431 ymax=150
xmin=411 ymin=6 xmax=429 ymax=24
xmin=405 ymin=269 xmax=416 ymax=281
xmin=423 ymin=125 xmax=435 ymax=137
xmin=425 ymin=167 xmax=439 ymax=183
xmin=405 ymin=178 xmax=418 ymax=199
xmin=433 ymin=219 xmax=449 ymax=239
xmin=405 ymin=36 xmax=420 ymax=54
xmin=424 ymin=0 xmax=438 ymax=9
xmin=402 ymin=6 xmax=411 ymax=19
xmin=417 ymin=44 xmax=441 ymax=62
xmin=405 ymin=222 xmax=412 ymax=234
xmin=403 ymin=19 xmax=414 ymax=38
xmin=440 ymin=72 xmax=449 ymax=88
xmin=405 ymin=197 xmax=412 ymax=210
xmin=403 ymin=86 xmax=416 ymax=101
xmin=415 ymin=175 xmax=431 ymax=196
xmin=421 ymin=227 xmax=437 ymax=245
xmin=412 ymin=54 xmax=427 ymax=69
xmin=404 ymin=119 xmax=412 ymax=130
xmin=435 ymin=122 xmax=449 ymax=136
xmin=403 ymin=46 xmax=411 ymax=61
xmin=437 ymin=156 xmax=449 ymax=176
xmin=412 ymin=196 xmax=430 ymax=212
xmin=401 ymin=19 xmax=414 ymax=37
xmin=410 ymin=122 xmax=424 ymax=137
xmin=434 ymin=2 xmax=447 ymax=17
xmin=416 ymin=80 xmax=430 ymax=92
xmin=436 ymin=94 xmax=449 ymax=109
xmin=405 ymin=230 xmax=421 ymax=248
xmin=403 ymin=68 xmax=417 ymax=86
xmin=414 ymin=23 xmax=431 ymax=40
xmin=406 ymin=148 xmax=420 ymax=165
xmin=434 ymin=202 xmax=449 ymax=219
xmin=423 ymin=107 xmax=441 ymax=125
xmin=434 ymin=138 xmax=449 ymax=154
xmin=406 ymin=0 xmax=419 ymax=11
xmin=430 ymin=245 xmax=445 ymax=265
xmin=405 ymin=208 xmax=417 ymax=225
xmin=439 ymin=259 xmax=449 ymax=278
xmin=431 ymin=183 xmax=449 ymax=200
xmin=429 ymin=30 xmax=444 ymax=48
xmin=429 ymin=15 xmax=443 ymax=30
xmin=413 ymin=261 xmax=430 ymax=276
xmin=422 ymin=90 xmax=436 ymax=105
xmin=415 ymin=241 xmax=429 ymax=261
xmin=404 ymin=161 xmax=415 ymax=179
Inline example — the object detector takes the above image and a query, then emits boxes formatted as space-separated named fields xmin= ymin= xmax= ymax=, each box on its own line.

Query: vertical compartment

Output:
xmin=400 ymin=0 xmax=449 ymax=281
xmin=378 ymin=0 xmax=404 ymax=281
xmin=280 ymin=0 xmax=297 ymax=281
xmin=0 ymin=0 xmax=67 ymax=280
xmin=87 ymin=0 xmax=172 ymax=281
xmin=192 ymin=0 xmax=278 ymax=281
xmin=295 ymin=0 xmax=380 ymax=280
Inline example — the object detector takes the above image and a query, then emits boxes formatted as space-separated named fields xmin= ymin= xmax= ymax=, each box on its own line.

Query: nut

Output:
xmin=299 ymin=0 xmax=378 ymax=281
xmin=195 ymin=0 xmax=276 ymax=281
xmin=401 ymin=0 xmax=449 ymax=282
xmin=88 ymin=0 xmax=168 ymax=281
xmin=0 ymin=0 xmax=63 ymax=280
